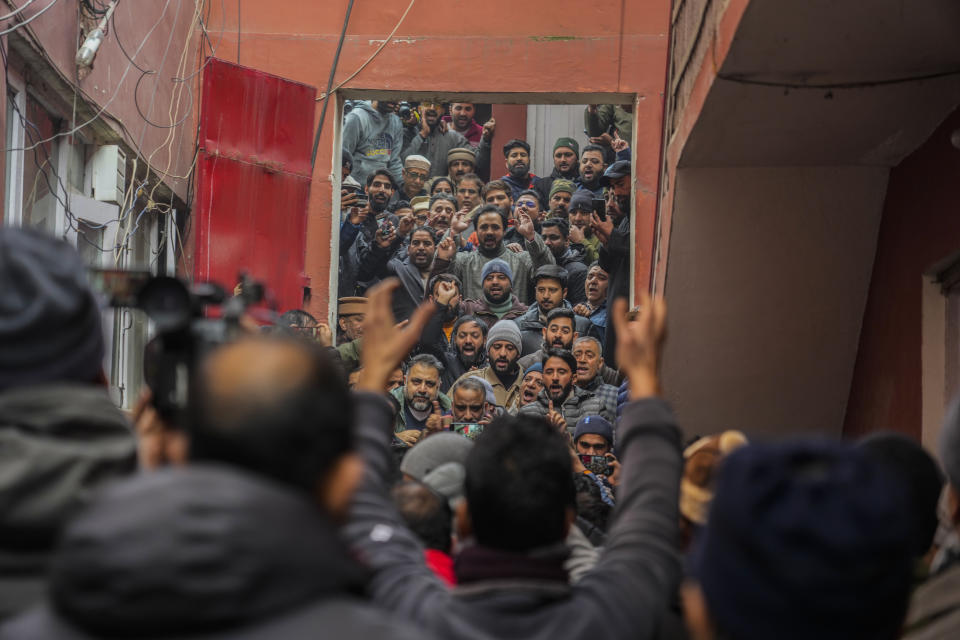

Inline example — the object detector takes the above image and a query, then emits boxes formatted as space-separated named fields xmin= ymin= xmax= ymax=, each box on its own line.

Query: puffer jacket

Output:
xmin=517 ymin=387 xmax=607 ymax=434
xmin=515 ymin=301 xmax=592 ymax=357
xmin=0 ymin=465 xmax=428 ymax=640
xmin=342 ymin=102 xmax=405 ymax=186
xmin=0 ymin=384 xmax=135 ymax=621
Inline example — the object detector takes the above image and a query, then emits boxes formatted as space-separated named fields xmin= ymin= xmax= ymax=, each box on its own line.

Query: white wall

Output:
xmin=661 ymin=166 xmax=888 ymax=439
xmin=526 ymin=104 xmax=590 ymax=177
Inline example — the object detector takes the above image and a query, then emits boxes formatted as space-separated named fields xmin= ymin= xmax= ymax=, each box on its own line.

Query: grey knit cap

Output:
xmin=486 ymin=319 xmax=522 ymax=353
xmin=400 ymin=432 xmax=473 ymax=481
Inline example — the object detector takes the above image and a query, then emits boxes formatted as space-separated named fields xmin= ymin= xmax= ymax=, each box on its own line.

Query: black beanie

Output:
xmin=0 ymin=227 xmax=105 ymax=390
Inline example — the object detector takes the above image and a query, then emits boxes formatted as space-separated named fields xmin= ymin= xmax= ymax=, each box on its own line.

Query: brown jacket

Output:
xmin=452 ymin=366 xmax=522 ymax=412
xmin=459 ymin=296 xmax=527 ymax=329
xmin=903 ymin=563 xmax=960 ymax=640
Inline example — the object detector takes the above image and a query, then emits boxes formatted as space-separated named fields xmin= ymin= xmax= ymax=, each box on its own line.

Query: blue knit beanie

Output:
xmin=523 ymin=363 xmax=543 ymax=377
xmin=692 ymin=440 xmax=914 ymax=640
xmin=573 ymin=416 xmax=613 ymax=445
xmin=481 ymin=259 xmax=513 ymax=285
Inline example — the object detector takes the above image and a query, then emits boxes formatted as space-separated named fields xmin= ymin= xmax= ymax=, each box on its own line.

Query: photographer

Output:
xmin=0 ymin=229 xmax=136 ymax=620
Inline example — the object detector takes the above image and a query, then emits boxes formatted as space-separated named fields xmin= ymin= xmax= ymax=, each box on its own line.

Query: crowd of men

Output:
xmin=0 ymin=101 xmax=959 ymax=640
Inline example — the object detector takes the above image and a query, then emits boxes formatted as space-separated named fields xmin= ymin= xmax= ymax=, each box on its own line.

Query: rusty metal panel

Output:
xmin=194 ymin=58 xmax=316 ymax=312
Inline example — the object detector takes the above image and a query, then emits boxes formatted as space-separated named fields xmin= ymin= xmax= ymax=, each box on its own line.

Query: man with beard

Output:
xmin=572 ymin=336 xmax=619 ymax=421
xmin=460 ymin=259 xmax=527 ymax=329
xmin=576 ymin=144 xmax=608 ymax=197
xmin=534 ymin=137 xmax=580 ymax=206
xmin=447 ymin=147 xmax=477 ymax=183
xmin=519 ymin=362 xmax=544 ymax=407
xmin=442 ymin=103 xmax=483 ymax=147
xmin=500 ymin=139 xmax=539 ymax=203
xmin=516 ymin=306 xmax=579 ymax=369
xmin=574 ymin=264 xmax=609 ymax=344
xmin=339 ymin=169 xmax=399 ymax=297
xmin=342 ymin=100 xmax=405 ymax=186
xmin=547 ymin=179 xmax=575 ymax=220
xmin=419 ymin=306 xmax=488 ymax=392
xmin=567 ymin=192 xmax=601 ymax=264
xmin=452 ymin=319 xmax=524 ymax=412
xmin=437 ymin=204 xmax=554 ymax=305
xmin=391 ymin=354 xmax=451 ymax=447
xmin=518 ymin=349 xmax=605 ymax=433
xmin=403 ymin=102 xmax=482 ymax=180
xmin=427 ymin=194 xmax=457 ymax=235
xmin=359 ymin=226 xmax=438 ymax=322
xmin=516 ymin=268 xmax=591 ymax=356
xmin=540 ymin=219 xmax=588 ymax=306
xmin=591 ymin=160 xmax=632 ymax=367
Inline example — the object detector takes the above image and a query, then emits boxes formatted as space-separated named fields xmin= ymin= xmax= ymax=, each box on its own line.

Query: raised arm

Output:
xmin=344 ymin=282 xmax=451 ymax=623
xmin=516 ymin=211 xmax=556 ymax=269
xmin=570 ymin=294 xmax=683 ymax=639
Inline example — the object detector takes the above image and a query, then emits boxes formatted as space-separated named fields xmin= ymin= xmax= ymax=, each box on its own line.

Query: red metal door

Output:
xmin=194 ymin=58 xmax=316 ymax=313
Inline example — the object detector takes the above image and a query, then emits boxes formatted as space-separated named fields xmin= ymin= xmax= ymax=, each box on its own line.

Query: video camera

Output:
xmin=90 ymin=269 xmax=265 ymax=422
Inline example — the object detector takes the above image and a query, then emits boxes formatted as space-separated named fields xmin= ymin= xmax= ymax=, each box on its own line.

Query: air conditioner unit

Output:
xmin=90 ymin=144 xmax=126 ymax=203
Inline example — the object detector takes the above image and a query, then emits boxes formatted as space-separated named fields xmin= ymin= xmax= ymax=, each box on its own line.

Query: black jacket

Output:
xmin=416 ymin=301 xmax=486 ymax=392
xmin=555 ymin=245 xmax=589 ymax=306
xmin=344 ymin=392 xmax=683 ymax=640
xmin=0 ymin=384 xmax=135 ymax=621
xmin=598 ymin=213 xmax=630 ymax=367
xmin=515 ymin=301 xmax=592 ymax=357
xmin=358 ymin=239 xmax=427 ymax=322
xmin=0 ymin=465 xmax=428 ymax=640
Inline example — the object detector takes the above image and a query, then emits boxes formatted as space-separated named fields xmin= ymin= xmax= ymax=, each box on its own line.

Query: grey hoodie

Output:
xmin=342 ymin=102 xmax=404 ymax=187
xmin=0 ymin=384 xmax=135 ymax=620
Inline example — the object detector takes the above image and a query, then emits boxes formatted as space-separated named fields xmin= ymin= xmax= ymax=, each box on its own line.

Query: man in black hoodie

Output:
xmin=0 ymin=228 xmax=135 ymax=622
xmin=1 ymin=333 xmax=428 ymax=639
xmin=346 ymin=280 xmax=682 ymax=640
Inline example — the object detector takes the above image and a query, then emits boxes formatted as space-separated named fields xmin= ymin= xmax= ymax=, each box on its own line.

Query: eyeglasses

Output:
xmin=406 ymin=171 xmax=428 ymax=181
xmin=516 ymin=199 xmax=538 ymax=208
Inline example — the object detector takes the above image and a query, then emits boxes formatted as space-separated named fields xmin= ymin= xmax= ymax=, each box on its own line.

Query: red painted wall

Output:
xmin=844 ymin=108 xmax=960 ymax=439
xmin=203 ymin=0 xmax=671 ymax=319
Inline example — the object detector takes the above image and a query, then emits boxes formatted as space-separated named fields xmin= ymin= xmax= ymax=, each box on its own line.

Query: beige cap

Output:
xmin=338 ymin=296 xmax=367 ymax=316
xmin=411 ymin=195 xmax=430 ymax=212
xmin=447 ymin=147 xmax=476 ymax=164
xmin=404 ymin=155 xmax=431 ymax=173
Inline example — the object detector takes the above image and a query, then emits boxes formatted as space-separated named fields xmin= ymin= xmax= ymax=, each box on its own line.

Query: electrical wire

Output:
xmin=4 ymin=0 xmax=174 ymax=154
xmin=315 ymin=0 xmax=417 ymax=102
xmin=0 ymin=0 xmax=39 ymax=21
xmin=310 ymin=0 xmax=354 ymax=167
xmin=0 ymin=0 xmax=61 ymax=38
xmin=715 ymin=68 xmax=960 ymax=90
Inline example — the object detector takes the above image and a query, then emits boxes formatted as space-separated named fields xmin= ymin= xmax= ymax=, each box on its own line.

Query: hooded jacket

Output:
xmin=342 ymin=102 xmax=405 ymax=186
xmin=517 ymin=387 xmax=611 ymax=434
xmin=344 ymin=392 xmax=683 ymax=640
xmin=0 ymin=465 xmax=427 ymax=640
xmin=0 ymin=384 xmax=135 ymax=621
xmin=430 ymin=234 xmax=555 ymax=306
xmin=514 ymin=301 xmax=592 ymax=357
xmin=554 ymin=245 xmax=589 ymax=306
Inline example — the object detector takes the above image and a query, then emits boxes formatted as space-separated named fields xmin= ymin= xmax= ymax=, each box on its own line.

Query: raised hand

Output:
xmin=481 ymin=118 xmax=496 ymax=142
xmin=568 ymin=224 xmax=585 ymax=244
xmin=610 ymin=293 xmax=667 ymax=400
xmin=341 ymin=189 xmax=359 ymax=209
xmin=396 ymin=213 xmax=415 ymax=237
xmin=374 ymin=221 xmax=396 ymax=249
xmin=356 ymin=279 xmax=438 ymax=393
xmin=591 ymin=212 xmax=614 ymax=245
xmin=589 ymin=132 xmax=614 ymax=147
xmin=516 ymin=210 xmax=535 ymax=242
xmin=436 ymin=235 xmax=457 ymax=261
xmin=451 ymin=208 xmax=471 ymax=234
xmin=611 ymin=132 xmax=628 ymax=153
xmin=348 ymin=204 xmax=369 ymax=226
xmin=424 ymin=401 xmax=445 ymax=434
xmin=435 ymin=280 xmax=458 ymax=307
xmin=506 ymin=242 xmax=524 ymax=253
xmin=546 ymin=399 xmax=566 ymax=432
xmin=573 ymin=303 xmax=592 ymax=317
xmin=315 ymin=323 xmax=333 ymax=347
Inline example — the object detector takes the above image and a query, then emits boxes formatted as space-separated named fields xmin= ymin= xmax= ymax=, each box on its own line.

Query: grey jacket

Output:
xmin=0 ymin=464 xmax=427 ymax=640
xmin=342 ymin=102 xmax=405 ymax=186
xmin=0 ymin=384 xmax=135 ymax=621
xmin=514 ymin=301 xmax=592 ymax=357
xmin=903 ymin=562 xmax=960 ymax=640
xmin=431 ymin=235 xmax=555 ymax=305
xmin=401 ymin=128 xmax=470 ymax=179
xmin=344 ymin=392 xmax=683 ymax=640
xmin=517 ymin=387 xmax=613 ymax=433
